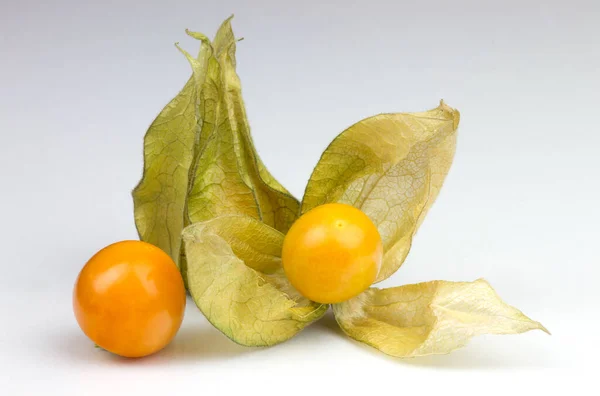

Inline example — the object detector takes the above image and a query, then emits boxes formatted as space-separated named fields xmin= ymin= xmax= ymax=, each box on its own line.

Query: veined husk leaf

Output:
xmin=180 ymin=19 xmax=299 ymax=282
xmin=333 ymin=279 xmax=549 ymax=358
xmin=211 ymin=17 xmax=293 ymax=199
xmin=131 ymin=53 xmax=208 ymax=265
xmin=185 ymin=21 xmax=299 ymax=230
xmin=133 ymin=17 xmax=299 ymax=270
xmin=182 ymin=215 xmax=327 ymax=346
xmin=302 ymin=102 xmax=460 ymax=282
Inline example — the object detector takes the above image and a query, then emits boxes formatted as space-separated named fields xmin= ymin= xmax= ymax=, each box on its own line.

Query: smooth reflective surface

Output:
xmin=282 ymin=203 xmax=383 ymax=304
xmin=73 ymin=241 xmax=186 ymax=358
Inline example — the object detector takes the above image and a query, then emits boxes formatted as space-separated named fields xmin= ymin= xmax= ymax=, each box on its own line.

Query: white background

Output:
xmin=1 ymin=0 xmax=598 ymax=394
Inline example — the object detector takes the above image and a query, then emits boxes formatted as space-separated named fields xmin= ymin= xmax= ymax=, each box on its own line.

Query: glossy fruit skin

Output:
xmin=282 ymin=203 xmax=383 ymax=304
xmin=73 ymin=240 xmax=186 ymax=358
